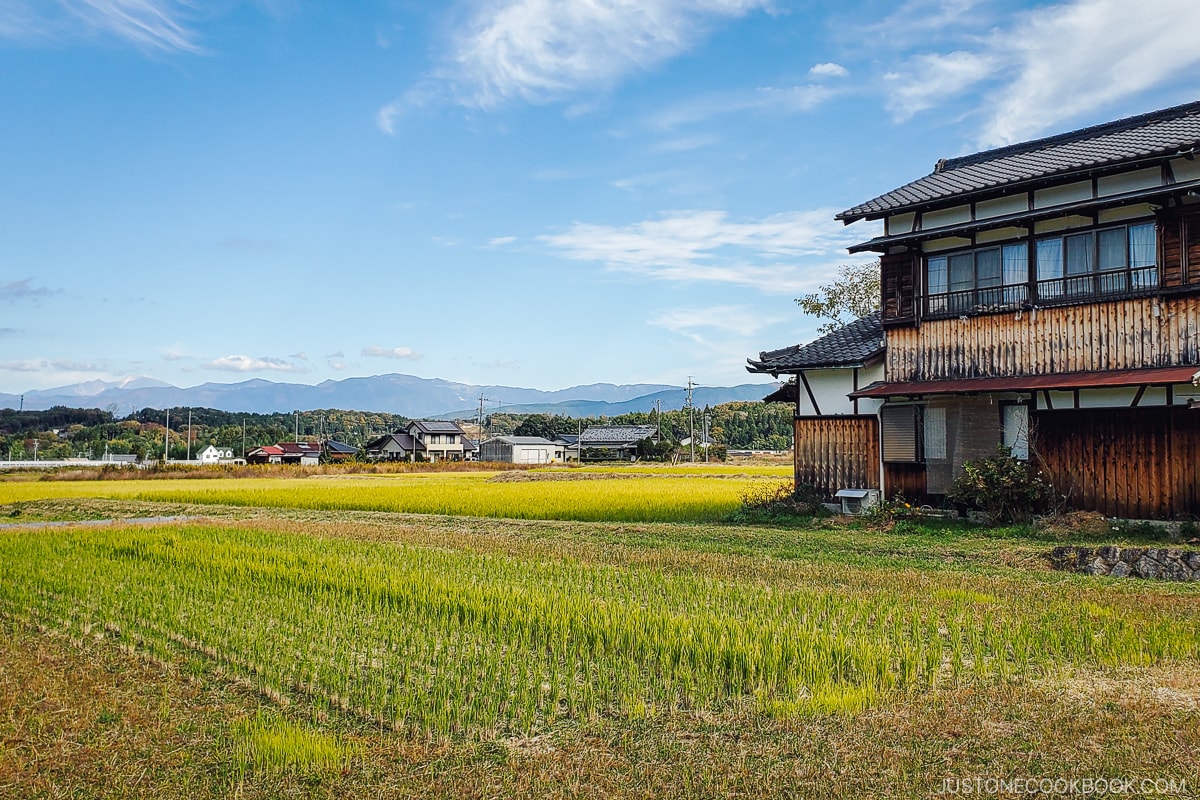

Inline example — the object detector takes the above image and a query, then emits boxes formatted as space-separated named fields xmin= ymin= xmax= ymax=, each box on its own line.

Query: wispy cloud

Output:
xmin=884 ymin=50 xmax=998 ymax=122
xmin=203 ymin=355 xmax=308 ymax=373
xmin=385 ymin=0 xmax=771 ymax=120
xmin=0 ymin=0 xmax=203 ymax=52
xmin=871 ymin=0 xmax=1200 ymax=146
xmin=649 ymin=305 xmax=783 ymax=342
xmin=539 ymin=209 xmax=873 ymax=294
xmin=649 ymin=84 xmax=838 ymax=130
xmin=0 ymin=328 xmax=17 ymax=336
xmin=361 ymin=346 xmax=422 ymax=361
xmin=978 ymin=0 xmax=1200 ymax=146
xmin=0 ymin=358 xmax=106 ymax=373
xmin=0 ymin=278 xmax=57 ymax=302
xmin=487 ymin=235 xmax=517 ymax=247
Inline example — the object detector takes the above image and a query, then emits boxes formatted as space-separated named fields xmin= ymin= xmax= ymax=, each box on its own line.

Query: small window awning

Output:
xmin=850 ymin=365 xmax=1200 ymax=399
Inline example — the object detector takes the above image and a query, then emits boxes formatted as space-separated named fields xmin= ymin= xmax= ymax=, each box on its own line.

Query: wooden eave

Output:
xmin=850 ymin=366 xmax=1199 ymax=399
xmin=847 ymin=178 xmax=1200 ymax=254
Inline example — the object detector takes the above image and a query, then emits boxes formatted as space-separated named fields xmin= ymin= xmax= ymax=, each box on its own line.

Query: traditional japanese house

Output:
xmin=836 ymin=100 xmax=1200 ymax=518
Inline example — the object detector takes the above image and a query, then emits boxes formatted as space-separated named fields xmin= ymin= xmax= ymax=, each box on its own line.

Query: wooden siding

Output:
xmin=793 ymin=416 xmax=879 ymax=496
xmin=883 ymin=463 xmax=927 ymax=503
xmin=886 ymin=295 xmax=1200 ymax=382
xmin=1034 ymin=406 xmax=1200 ymax=519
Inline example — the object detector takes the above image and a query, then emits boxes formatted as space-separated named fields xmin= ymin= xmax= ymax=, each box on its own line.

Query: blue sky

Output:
xmin=3 ymin=0 xmax=1199 ymax=395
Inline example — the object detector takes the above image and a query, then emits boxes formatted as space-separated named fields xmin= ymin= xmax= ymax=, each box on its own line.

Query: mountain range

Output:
xmin=0 ymin=374 xmax=779 ymax=419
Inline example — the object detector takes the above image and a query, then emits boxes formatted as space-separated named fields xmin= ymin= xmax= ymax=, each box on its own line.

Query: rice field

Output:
xmin=0 ymin=471 xmax=780 ymax=522
xmin=2 ymin=519 xmax=1197 ymax=742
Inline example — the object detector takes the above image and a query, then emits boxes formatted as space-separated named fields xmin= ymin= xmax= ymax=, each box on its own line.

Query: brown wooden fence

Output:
xmin=793 ymin=416 xmax=879 ymax=497
xmin=1033 ymin=406 xmax=1200 ymax=519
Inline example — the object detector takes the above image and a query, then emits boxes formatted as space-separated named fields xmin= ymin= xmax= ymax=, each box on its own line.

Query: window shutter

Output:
xmin=881 ymin=405 xmax=919 ymax=463
xmin=881 ymin=251 xmax=917 ymax=323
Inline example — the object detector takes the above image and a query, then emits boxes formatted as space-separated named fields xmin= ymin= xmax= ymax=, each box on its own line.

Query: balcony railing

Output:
xmin=922 ymin=265 xmax=1158 ymax=318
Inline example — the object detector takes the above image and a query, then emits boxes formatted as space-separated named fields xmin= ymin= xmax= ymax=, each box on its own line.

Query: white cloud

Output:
xmin=978 ymin=0 xmax=1200 ymax=146
xmin=437 ymin=0 xmax=773 ymax=109
xmin=0 ymin=0 xmax=202 ymax=52
xmin=539 ymin=209 xmax=873 ymax=294
xmin=361 ymin=346 xmax=422 ymax=361
xmin=203 ymin=355 xmax=308 ymax=373
xmin=487 ymin=235 xmax=517 ymax=246
xmin=0 ymin=358 xmax=107 ymax=374
xmin=649 ymin=305 xmax=783 ymax=340
xmin=884 ymin=50 xmax=998 ymax=122
xmin=871 ymin=0 xmax=1200 ymax=146
xmin=327 ymin=360 xmax=348 ymax=371
xmin=809 ymin=62 xmax=848 ymax=78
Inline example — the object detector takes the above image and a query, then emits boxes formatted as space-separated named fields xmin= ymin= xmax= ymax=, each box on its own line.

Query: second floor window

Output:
xmin=1035 ymin=222 xmax=1156 ymax=299
xmin=926 ymin=243 xmax=1027 ymax=315
xmin=923 ymin=221 xmax=1157 ymax=317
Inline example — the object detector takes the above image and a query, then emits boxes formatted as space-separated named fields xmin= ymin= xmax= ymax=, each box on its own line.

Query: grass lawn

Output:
xmin=0 ymin=483 xmax=1196 ymax=798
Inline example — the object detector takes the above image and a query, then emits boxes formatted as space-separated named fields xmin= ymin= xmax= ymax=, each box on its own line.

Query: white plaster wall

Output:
xmin=1034 ymin=181 xmax=1092 ymax=209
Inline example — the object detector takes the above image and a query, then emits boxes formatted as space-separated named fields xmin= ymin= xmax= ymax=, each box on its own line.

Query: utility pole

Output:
xmin=686 ymin=377 xmax=696 ymax=462
xmin=477 ymin=394 xmax=491 ymax=441
xmin=164 ymin=408 xmax=169 ymax=462
xmin=294 ymin=410 xmax=299 ymax=443
xmin=242 ymin=419 xmax=246 ymax=458
xmin=186 ymin=409 xmax=192 ymax=462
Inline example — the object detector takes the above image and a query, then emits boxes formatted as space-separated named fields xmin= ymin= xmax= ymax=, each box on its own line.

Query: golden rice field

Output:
xmin=3 ymin=520 xmax=1197 ymax=742
xmin=0 ymin=470 xmax=782 ymax=522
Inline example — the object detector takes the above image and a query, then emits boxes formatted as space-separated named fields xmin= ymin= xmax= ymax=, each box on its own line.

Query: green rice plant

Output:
xmin=232 ymin=711 xmax=348 ymax=774
xmin=0 ymin=522 xmax=1195 ymax=741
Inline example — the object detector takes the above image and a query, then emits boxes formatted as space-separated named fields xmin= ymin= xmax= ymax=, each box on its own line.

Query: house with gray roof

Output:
xmin=815 ymin=99 xmax=1200 ymax=518
xmin=579 ymin=424 xmax=658 ymax=461
xmin=748 ymin=311 xmax=885 ymax=498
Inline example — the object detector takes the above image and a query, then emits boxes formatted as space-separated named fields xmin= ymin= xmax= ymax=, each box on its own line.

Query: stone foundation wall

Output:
xmin=1048 ymin=546 xmax=1200 ymax=580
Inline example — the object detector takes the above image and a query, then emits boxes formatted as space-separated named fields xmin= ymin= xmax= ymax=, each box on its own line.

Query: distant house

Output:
xmin=747 ymin=311 xmax=885 ymax=498
xmin=478 ymin=436 xmax=565 ymax=464
xmin=406 ymin=420 xmax=470 ymax=462
xmin=246 ymin=445 xmax=284 ymax=465
xmin=578 ymin=424 xmax=658 ymax=461
xmin=552 ymin=433 xmax=579 ymax=461
xmin=275 ymin=442 xmax=322 ymax=466
xmin=247 ymin=442 xmax=321 ymax=466
xmin=194 ymin=444 xmax=238 ymax=465
xmin=322 ymin=440 xmax=358 ymax=462
xmin=364 ymin=432 xmax=424 ymax=462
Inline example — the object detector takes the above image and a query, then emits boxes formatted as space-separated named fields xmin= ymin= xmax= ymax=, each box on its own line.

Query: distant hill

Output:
xmin=435 ymin=385 xmax=775 ymax=418
xmin=0 ymin=374 xmax=778 ymax=418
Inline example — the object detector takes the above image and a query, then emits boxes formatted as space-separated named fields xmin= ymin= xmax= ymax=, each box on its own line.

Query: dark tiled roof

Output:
xmin=838 ymin=100 xmax=1200 ymax=222
xmin=747 ymin=311 xmax=883 ymax=374
xmin=365 ymin=433 xmax=425 ymax=452
xmin=322 ymin=440 xmax=358 ymax=454
xmin=276 ymin=442 xmax=322 ymax=454
xmin=579 ymin=425 xmax=658 ymax=445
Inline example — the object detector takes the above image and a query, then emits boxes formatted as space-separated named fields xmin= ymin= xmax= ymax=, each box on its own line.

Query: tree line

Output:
xmin=0 ymin=400 xmax=793 ymax=461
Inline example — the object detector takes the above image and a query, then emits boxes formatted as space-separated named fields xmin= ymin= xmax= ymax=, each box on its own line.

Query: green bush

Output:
xmin=727 ymin=481 xmax=829 ymax=523
xmin=948 ymin=447 xmax=1057 ymax=525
